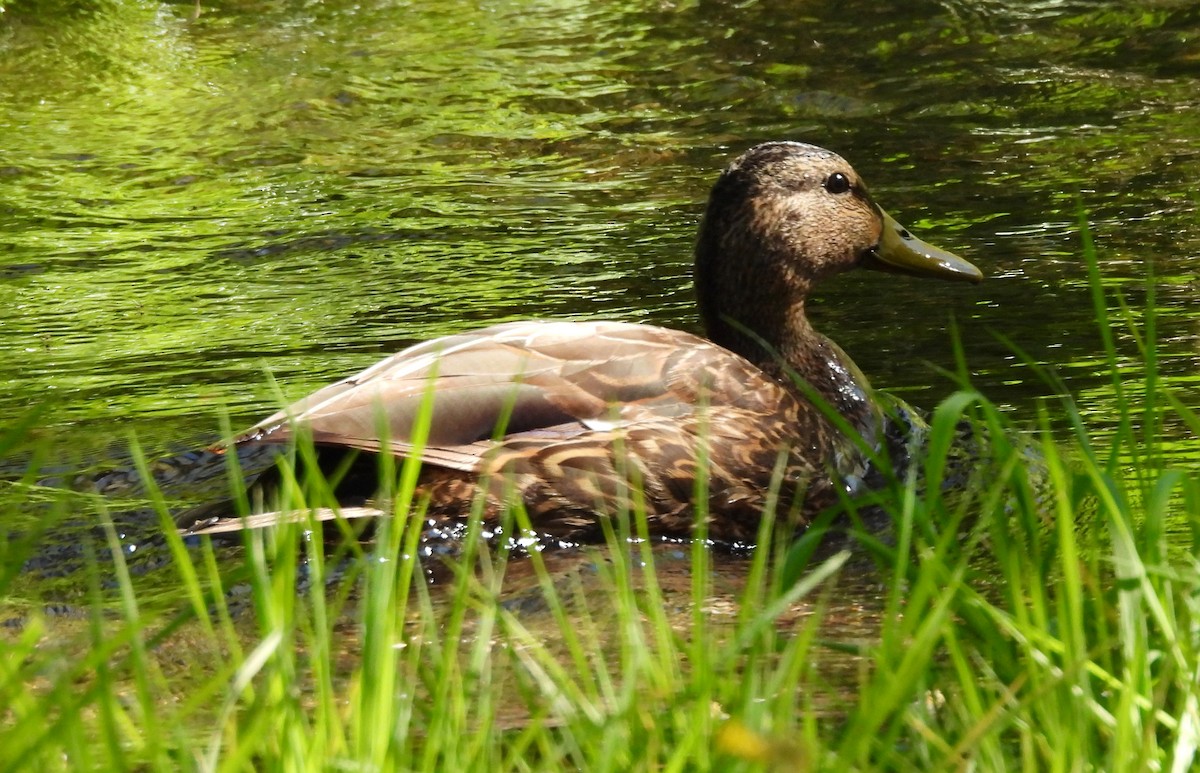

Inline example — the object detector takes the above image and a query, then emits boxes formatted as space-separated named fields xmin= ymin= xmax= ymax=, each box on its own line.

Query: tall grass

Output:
xmin=1 ymin=236 xmax=1197 ymax=771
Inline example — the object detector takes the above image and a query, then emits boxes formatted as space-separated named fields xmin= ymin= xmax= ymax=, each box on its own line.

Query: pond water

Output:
xmin=0 ymin=0 xmax=1198 ymax=696
xmin=2 ymin=0 xmax=1197 ymax=469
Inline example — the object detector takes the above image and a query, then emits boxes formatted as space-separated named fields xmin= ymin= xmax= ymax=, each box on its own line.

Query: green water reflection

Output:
xmin=2 ymin=0 xmax=1196 ymax=466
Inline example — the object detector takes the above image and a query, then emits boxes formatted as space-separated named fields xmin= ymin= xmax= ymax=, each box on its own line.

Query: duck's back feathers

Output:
xmin=244 ymin=321 xmax=775 ymax=457
xmin=219 ymin=320 xmax=837 ymax=540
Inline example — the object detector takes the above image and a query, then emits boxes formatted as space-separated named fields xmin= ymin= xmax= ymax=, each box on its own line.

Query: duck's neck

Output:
xmin=710 ymin=302 xmax=880 ymax=439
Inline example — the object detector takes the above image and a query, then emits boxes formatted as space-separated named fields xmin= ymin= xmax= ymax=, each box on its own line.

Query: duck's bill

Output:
xmin=864 ymin=209 xmax=983 ymax=283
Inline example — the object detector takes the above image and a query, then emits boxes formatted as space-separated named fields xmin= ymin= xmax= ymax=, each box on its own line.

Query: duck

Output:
xmin=170 ymin=141 xmax=983 ymax=544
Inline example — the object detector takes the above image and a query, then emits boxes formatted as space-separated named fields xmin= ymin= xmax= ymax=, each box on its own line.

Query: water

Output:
xmin=0 ymin=0 xmax=1197 ymax=701
xmin=1 ymin=1 xmax=1196 ymax=465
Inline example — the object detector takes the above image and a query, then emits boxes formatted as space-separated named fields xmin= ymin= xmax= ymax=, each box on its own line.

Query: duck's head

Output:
xmin=694 ymin=141 xmax=982 ymax=364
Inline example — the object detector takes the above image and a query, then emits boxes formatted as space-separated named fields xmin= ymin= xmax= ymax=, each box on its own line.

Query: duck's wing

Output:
xmin=187 ymin=319 xmax=826 ymax=541
xmin=236 ymin=320 xmax=787 ymax=474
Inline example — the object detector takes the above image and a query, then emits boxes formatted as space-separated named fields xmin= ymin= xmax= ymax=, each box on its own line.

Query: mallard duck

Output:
xmin=172 ymin=141 xmax=982 ymax=543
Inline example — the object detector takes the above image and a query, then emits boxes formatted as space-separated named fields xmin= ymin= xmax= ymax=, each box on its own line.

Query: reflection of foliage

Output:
xmin=0 ymin=0 xmax=122 ymax=20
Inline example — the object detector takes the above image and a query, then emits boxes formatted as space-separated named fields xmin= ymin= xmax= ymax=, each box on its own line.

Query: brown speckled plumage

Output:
xmin=176 ymin=142 xmax=982 ymax=543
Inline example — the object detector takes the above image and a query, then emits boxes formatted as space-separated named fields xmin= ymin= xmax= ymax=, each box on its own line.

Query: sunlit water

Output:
xmin=1 ymin=0 xmax=1197 ymax=699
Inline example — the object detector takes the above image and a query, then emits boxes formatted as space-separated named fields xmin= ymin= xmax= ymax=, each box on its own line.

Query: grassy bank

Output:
xmin=1 ymin=249 xmax=1197 ymax=771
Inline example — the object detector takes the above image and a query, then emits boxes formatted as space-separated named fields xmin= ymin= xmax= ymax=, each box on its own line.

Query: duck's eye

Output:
xmin=824 ymin=172 xmax=852 ymax=194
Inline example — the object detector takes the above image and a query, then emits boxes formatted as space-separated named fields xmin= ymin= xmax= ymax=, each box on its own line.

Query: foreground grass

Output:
xmin=1 ymin=249 xmax=1198 ymax=771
